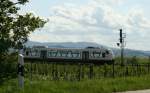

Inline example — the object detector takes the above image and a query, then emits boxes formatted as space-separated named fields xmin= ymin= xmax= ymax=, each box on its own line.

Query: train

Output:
xmin=23 ymin=46 xmax=114 ymax=64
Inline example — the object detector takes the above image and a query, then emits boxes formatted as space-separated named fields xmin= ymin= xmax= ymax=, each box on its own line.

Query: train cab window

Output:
xmin=102 ymin=52 xmax=106 ymax=58
xmin=26 ymin=51 xmax=29 ymax=56
xmin=106 ymin=50 xmax=109 ymax=54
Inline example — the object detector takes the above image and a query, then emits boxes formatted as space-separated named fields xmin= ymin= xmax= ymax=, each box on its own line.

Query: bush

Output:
xmin=0 ymin=53 xmax=18 ymax=83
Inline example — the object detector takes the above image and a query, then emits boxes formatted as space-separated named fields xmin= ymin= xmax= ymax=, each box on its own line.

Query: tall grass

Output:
xmin=1 ymin=55 xmax=150 ymax=93
xmin=23 ymin=62 xmax=150 ymax=81
xmin=1 ymin=75 xmax=150 ymax=93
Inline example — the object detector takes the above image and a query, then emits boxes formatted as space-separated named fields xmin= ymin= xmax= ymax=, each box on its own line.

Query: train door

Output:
xmin=82 ymin=51 xmax=89 ymax=61
xmin=40 ymin=50 xmax=47 ymax=59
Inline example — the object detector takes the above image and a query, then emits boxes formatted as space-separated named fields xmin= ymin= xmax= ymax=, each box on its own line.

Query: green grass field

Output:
xmin=1 ymin=75 xmax=150 ymax=93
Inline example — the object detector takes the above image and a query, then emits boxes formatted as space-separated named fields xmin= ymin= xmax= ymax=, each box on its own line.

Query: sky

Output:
xmin=19 ymin=0 xmax=150 ymax=51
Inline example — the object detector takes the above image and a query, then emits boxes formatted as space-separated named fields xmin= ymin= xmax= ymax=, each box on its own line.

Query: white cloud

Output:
xmin=94 ymin=0 xmax=124 ymax=6
xmin=128 ymin=8 xmax=150 ymax=29
xmin=29 ymin=0 xmax=150 ymax=50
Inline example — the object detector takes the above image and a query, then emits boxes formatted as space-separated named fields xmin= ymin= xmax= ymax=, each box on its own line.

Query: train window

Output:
xmin=48 ymin=51 xmax=51 ymax=57
xmin=67 ymin=51 xmax=73 ymax=58
xmin=32 ymin=51 xmax=35 ymax=56
xmin=75 ymin=52 xmax=81 ymax=58
xmin=93 ymin=52 xmax=95 ymax=58
xmin=92 ymin=52 xmax=101 ymax=58
xmin=40 ymin=50 xmax=47 ymax=58
xmin=72 ymin=53 xmax=76 ymax=58
xmin=72 ymin=52 xmax=80 ymax=58
xmin=34 ymin=50 xmax=39 ymax=56
xmin=82 ymin=51 xmax=89 ymax=60
xmin=50 ymin=51 xmax=57 ymax=57
xmin=29 ymin=50 xmax=32 ymax=56
xmin=90 ymin=53 xmax=93 ymax=58
xmin=78 ymin=53 xmax=80 ymax=57
xmin=56 ymin=51 xmax=62 ymax=57
xmin=61 ymin=51 xmax=68 ymax=57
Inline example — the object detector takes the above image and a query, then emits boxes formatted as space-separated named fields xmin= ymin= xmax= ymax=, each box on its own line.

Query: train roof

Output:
xmin=25 ymin=46 xmax=111 ymax=51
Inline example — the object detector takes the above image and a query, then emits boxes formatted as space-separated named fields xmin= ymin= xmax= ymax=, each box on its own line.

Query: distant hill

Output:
xmin=112 ymin=48 xmax=150 ymax=57
xmin=25 ymin=41 xmax=150 ymax=57
xmin=25 ymin=41 xmax=105 ymax=48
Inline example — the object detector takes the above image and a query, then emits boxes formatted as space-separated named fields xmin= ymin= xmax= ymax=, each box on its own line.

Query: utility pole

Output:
xmin=117 ymin=29 xmax=126 ymax=66
xmin=18 ymin=49 xmax=24 ymax=88
xmin=149 ymin=56 xmax=150 ymax=63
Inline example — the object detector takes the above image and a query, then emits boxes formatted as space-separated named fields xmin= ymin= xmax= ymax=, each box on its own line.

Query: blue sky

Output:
xmin=20 ymin=0 xmax=150 ymax=51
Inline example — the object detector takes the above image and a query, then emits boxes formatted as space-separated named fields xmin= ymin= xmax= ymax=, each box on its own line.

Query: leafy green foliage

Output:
xmin=0 ymin=0 xmax=46 ymax=56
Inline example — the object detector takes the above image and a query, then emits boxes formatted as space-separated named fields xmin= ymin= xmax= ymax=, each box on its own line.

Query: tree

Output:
xmin=0 ymin=0 xmax=46 ymax=56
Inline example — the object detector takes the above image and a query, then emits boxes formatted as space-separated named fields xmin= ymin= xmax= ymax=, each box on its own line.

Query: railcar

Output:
xmin=23 ymin=46 xmax=114 ymax=64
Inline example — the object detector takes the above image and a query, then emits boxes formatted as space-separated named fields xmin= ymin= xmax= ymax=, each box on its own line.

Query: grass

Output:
xmin=1 ymin=75 xmax=150 ymax=93
xmin=1 ymin=56 xmax=150 ymax=93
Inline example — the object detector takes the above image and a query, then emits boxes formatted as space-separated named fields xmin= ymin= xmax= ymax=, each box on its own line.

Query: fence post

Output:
xmin=148 ymin=63 xmax=150 ymax=74
xmin=112 ymin=62 xmax=115 ymax=78
xmin=63 ymin=63 xmax=67 ymax=80
xmin=139 ymin=64 xmax=141 ymax=76
xmin=55 ymin=63 xmax=59 ymax=80
xmin=81 ymin=64 xmax=84 ymax=79
xmin=78 ymin=63 xmax=82 ymax=81
xmin=104 ymin=64 xmax=107 ymax=77
xmin=18 ymin=50 xmax=24 ymax=88
xmin=52 ymin=63 xmax=55 ymax=80
xmin=125 ymin=66 xmax=129 ymax=76
xmin=89 ymin=64 xmax=93 ymax=79
xmin=136 ymin=64 xmax=138 ymax=76
xmin=30 ymin=62 xmax=32 ymax=85
xmin=137 ymin=64 xmax=141 ymax=76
